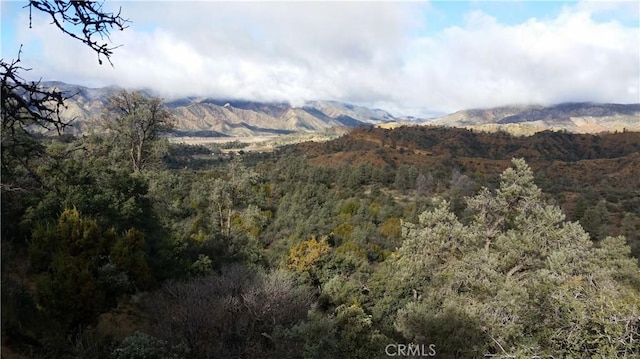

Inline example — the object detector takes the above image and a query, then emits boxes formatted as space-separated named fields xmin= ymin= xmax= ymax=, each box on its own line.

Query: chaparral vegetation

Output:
xmin=2 ymin=1 xmax=639 ymax=358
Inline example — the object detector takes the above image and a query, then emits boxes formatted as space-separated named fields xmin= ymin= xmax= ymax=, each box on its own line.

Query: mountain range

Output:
xmin=430 ymin=103 xmax=640 ymax=134
xmin=44 ymin=81 xmax=639 ymax=136
xmin=44 ymin=81 xmax=398 ymax=137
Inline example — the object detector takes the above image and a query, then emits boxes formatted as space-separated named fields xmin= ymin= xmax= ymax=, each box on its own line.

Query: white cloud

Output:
xmin=399 ymin=2 xmax=639 ymax=112
xmin=11 ymin=1 xmax=640 ymax=116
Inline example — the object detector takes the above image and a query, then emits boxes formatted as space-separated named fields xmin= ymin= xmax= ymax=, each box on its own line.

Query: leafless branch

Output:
xmin=26 ymin=0 xmax=129 ymax=66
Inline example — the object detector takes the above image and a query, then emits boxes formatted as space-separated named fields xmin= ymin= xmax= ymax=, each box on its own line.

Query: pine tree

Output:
xmin=389 ymin=159 xmax=640 ymax=357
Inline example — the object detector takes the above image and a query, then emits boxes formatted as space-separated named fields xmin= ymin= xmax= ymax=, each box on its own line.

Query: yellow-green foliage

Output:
xmin=29 ymin=208 xmax=151 ymax=327
xmin=287 ymin=236 xmax=331 ymax=272
xmin=333 ymin=223 xmax=354 ymax=241
xmin=379 ymin=217 xmax=402 ymax=240
xmin=336 ymin=240 xmax=368 ymax=260
xmin=110 ymin=229 xmax=151 ymax=288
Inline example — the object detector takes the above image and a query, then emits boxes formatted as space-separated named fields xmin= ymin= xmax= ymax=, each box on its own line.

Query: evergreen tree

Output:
xmin=390 ymin=159 xmax=640 ymax=357
xmin=29 ymin=209 xmax=151 ymax=328
xmin=102 ymin=91 xmax=174 ymax=172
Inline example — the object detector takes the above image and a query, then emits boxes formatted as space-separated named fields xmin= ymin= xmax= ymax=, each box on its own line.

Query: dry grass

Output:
xmin=169 ymin=128 xmax=351 ymax=152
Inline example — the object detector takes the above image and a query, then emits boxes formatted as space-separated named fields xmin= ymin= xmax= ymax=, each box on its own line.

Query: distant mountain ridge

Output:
xmin=42 ymin=82 xmax=640 ymax=136
xmin=43 ymin=82 xmax=398 ymax=136
xmin=429 ymin=103 xmax=640 ymax=134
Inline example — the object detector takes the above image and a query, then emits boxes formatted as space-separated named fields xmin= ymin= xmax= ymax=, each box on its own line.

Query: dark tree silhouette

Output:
xmin=1 ymin=1 xmax=128 ymax=185
xmin=1 ymin=49 xmax=68 ymax=179
xmin=26 ymin=0 xmax=128 ymax=65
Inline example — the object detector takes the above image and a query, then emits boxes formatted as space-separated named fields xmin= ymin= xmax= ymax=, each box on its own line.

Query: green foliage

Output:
xmin=274 ymin=305 xmax=389 ymax=359
xmin=5 ymin=123 xmax=640 ymax=358
xmin=23 ymin=141 xmax=154 ymax=234
xmin=110 ymin=229 xmax=152 ymax=288
xmin=387 ymin=158 xmax=640 ymax=357
xmin=143 ymin=159 xmax=267 ymax=275
xmin=30 ymin=209 xmax=114 ymax=326
xmin=579 ymin=200 xmax=609 ymax=240
xmin=395 ymin=305 xmax=489 ymax=357
xmin=190 ymin=254 xmax=214 ymax=275
xmin=333 ymin=304 xmax=388 ymax=358
xmin=394 ymin=165 xmax=418 ymax=191
xmin=111 ymin=331 xmax=189 ymax=359
xmin=102 ymin=90 xmax=174 ymax=172
xmin=278 ymin=310 xmax=338 ymax=358
xmin=29 ymin=209 xmax=151 ymax=329
xmin=287 ymin=236 xmax=331 ymax=275
xmin=270 ymin=182 xmax=337 ymax=239
xmin=321 ymin=275 xmax=363 ymax=308
xmin=379 ymin=217 xmax=402 ymax=242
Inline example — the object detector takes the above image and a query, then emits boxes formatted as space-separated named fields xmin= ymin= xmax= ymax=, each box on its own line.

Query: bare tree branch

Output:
xmin=2 ymin=1 xmax=129 ymax=185
xmin=1 ymin=48 xmax=72 ymax=179
xmin=26 ymin=0 xmax=129 ymax=65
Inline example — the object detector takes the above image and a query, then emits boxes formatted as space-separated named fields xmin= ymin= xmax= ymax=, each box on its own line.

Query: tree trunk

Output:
xmin=135 ymin=140 xmax=144 ymax=172
xmin=129 ymin=145 xmax=138 ymax=172
xmin=226 ymin=208 xmax=232 ymax=238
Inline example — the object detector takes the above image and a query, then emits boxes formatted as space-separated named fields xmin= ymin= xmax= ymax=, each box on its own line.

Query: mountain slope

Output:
xmin=43 ymin=82 xmax=397 ymax=136
xmin=287 ymin=125 xmax=640 ymax=169
xmin=430 ymin=103 xmax=640 ymax=134
xmin=41 ymin=82 xmax=640 ymax=136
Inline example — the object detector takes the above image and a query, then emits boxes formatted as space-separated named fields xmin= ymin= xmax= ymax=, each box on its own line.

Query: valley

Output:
xmin=3 ymin=1 xmax=640 ymax=357
xmin=4 ymin=83 xmax=640 ymax=359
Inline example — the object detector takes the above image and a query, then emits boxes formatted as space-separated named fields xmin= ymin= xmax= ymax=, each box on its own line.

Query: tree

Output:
xmin=111 ymin=331 xmax=189 ymax=359
xmin=188 ymin=159 xmax=259 ymax=239
xmin=29 ymin=209 xmax=147 ymax=328
xmin=26 ymin=1 xmax=128 ymax=65
xmin=415 ymin=172 xmax=434 ymax=195
xmin=20 ymin=140 xmax=154 ymax=234
xmin=1 ymin=2 xmax=131 ymax=356
xmin=1 ymin=1 xmax=128 ymax=185
xmin=1 ymin=53 xmax=66 ymax=180
xmin=393 ymin=165 xmax=417 ymax=192
xmin=579 ymin=200 xmax=609 ymax=241
xmin=144 ymin=265 xmax=312 ymax=358
xmin=287 ymin=236 xmax=331 ymax=274
xmin=102 ymin=90 xmax=174 ymax=172
xmin=1 ymin=2 xmax=130 ymax=277
xmin=389 ymin=159 xmax=640 ymax=357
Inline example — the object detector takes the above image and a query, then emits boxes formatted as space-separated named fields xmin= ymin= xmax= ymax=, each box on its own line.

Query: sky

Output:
xmin=1 ymin=0 xmax=639 ymax=116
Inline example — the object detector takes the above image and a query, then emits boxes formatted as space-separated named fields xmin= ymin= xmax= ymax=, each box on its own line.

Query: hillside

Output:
xmin=288 ymin=126 xmax=640 ymax=167
xmin=5 ymin=114 xmax=640 ymax=359
xmin=43 ymin=82 xmax=397 ymax=136
xmin=41 ymin=82 xmax=639 ymax=138
xmin=282 ymin=125 xmax=640 ymax=236
xmin=429 ymin=102 xmax=640 ymax=134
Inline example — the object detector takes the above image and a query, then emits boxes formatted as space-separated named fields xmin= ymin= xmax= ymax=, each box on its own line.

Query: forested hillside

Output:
xmin=287 ymin=126 xmax=640 ymax=256
xmin=3 ymin=1 xmax=639 ymax=358
xmin=2 ymin=94 xmax=639 ymax=357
